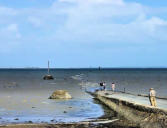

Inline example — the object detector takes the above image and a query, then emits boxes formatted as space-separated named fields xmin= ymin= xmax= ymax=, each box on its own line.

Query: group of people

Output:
xmin=99 ymin=82 xmax=115 ymax=91
xmin=99 ymin=82 xmax=157 ymax=107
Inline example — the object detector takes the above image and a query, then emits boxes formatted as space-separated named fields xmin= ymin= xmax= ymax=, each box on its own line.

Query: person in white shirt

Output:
xmin=111 ymin=83 xmax=115 ymax=92
xmin=149 ymin=88 xmax=157 ymax=107
xmin=103 ymin=82 xmax=106 ymax=91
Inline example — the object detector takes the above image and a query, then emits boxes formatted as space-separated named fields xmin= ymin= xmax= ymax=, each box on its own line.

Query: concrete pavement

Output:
xmin=97 ymin=91 xmax=167 ymax=110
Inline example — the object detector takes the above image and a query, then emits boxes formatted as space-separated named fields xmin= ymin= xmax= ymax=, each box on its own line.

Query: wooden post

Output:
xmin=48 ymin=61 xmax=50 ymax=74
xmin=124 ymin=88 xmax=126 ymax=93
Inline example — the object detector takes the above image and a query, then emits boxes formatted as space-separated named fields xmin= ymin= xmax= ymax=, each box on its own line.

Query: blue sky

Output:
xmin=0 ymin=0 xmax=167 ymax=68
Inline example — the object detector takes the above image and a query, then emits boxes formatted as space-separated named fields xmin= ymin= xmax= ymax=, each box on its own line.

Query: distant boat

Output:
xmin=43 ymin=61 xmax=54 ymax=80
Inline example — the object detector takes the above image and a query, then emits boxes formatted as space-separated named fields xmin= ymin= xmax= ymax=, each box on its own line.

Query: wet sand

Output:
xmin=0 ymin=98 xmax=138 ymax=128
xmin=0 ymin=77 xmax=104 ymax=124
xmin=0 ymin=122 xmax=139 ymax=128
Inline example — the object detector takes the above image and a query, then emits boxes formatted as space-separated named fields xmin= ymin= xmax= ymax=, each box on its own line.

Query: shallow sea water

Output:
xmin=0 ymin=68 xmax=167 ymax=124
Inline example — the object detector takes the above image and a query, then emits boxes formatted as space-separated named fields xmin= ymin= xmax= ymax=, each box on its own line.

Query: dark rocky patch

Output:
xmin=28 ymin=121 xmax=33 ymax=123
xmin=43 ymin=75 xmax=54 ymax=80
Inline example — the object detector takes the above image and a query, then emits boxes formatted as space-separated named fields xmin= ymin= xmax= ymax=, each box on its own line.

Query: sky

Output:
xmin=0 ymin=0 xmax=167 ymax=68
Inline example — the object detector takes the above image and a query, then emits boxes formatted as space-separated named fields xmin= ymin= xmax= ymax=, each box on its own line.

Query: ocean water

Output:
xmin=0 ymin=68 xmax=167 ymax=124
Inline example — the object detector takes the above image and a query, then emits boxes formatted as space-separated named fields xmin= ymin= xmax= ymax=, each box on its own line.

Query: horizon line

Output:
xmin=0 ymin=67 xmax=167 ymax=69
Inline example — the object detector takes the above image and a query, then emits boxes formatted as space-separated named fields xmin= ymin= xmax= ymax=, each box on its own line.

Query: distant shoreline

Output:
xmin=0 ymin=68 xmax=167 ymax=70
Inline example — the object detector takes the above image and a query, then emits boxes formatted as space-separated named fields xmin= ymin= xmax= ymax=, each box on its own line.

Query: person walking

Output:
xmin=99 ymin=82 xmax=103 ymax=91
xmin=111 ymin=83 xmax=115 ymax=92
xmin=103 ymin=82 xmax=106 ymax=91
xmin=149 ymin=88 xmax=157 ymax=107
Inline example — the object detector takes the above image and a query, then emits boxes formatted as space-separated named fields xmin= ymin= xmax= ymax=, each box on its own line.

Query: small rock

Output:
xmin=69 ymin=106 xmax=72 ymax=108
xmin=32 ymin=107 xmax=36 ymax=108
xmin=14 ymin=118 xmax=19 ymax=120
xmin=28 ymin=121 xmax=33 ymax=123
xmin=63 ymin=111 xmax=67 ymax=113
xmin=50 ymin=119 xmax=54 ymax=122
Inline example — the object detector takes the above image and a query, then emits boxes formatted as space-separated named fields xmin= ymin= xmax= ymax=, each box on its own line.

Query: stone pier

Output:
xmin=89 ymin=91 xmax=167 ymax=128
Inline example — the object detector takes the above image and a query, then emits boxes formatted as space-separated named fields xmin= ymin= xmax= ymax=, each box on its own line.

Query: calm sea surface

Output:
xmin=0 ymin=68 xmax=167 ymax=124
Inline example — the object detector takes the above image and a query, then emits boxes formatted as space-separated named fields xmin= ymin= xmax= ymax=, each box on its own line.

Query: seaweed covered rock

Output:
xmin=49 ymin=90 xmax=72 ymax=99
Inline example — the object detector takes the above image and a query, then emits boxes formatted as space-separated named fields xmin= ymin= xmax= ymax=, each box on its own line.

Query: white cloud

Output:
xmin=0 ymin=24 xmax=21 ymax=39
xmin=143 ymin=17 xmax=167 ymax=32
xmin=48 ymin=0 xmax=167 ymax=44
xmin=0 ymin=0 xmax=167 ymax=53
xmin=28 ymin=16 xmax=42 ymax=27
xmin=0 ymin=6 xmax=17 ymax=16
xmin=7 ymin=24 xmax=18 ymax=32
xmin=59 ymin=0 xmax=124 ymax=5
xmin=0 ymin=24 xmax=21 ymax=53
xmin=6 ymin=24 xmax=21 ymax=39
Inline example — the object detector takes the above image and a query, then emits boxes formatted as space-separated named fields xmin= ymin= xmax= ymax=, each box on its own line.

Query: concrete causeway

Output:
xmin=99 ymin=91 xmax=167 ymax=110
xmin=89 ymin=90 xmax=167 ymax=128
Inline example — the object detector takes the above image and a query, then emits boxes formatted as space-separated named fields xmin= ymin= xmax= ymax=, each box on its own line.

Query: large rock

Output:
xmin=49 ymin=90 xmax=72 ymax=99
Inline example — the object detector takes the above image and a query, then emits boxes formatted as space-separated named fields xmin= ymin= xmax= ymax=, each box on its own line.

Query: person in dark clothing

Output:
xmin=99 ymin=82 xmax=106 ymax=91
xmin=100 ymin=82 xmax=105 ymax=91
xmin=99 ymin=82 xmax=103 ymax=91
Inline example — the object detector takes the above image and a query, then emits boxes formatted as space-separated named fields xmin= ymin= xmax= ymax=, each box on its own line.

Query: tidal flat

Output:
xmin=0 ymin=68 xmax=167 ymax=127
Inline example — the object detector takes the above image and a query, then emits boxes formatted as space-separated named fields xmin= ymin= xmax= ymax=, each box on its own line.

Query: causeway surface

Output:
xmin=90 ymin=90 xmax=167 ymax=128
xmin=97 ymin=91 xmax=167 ymax=110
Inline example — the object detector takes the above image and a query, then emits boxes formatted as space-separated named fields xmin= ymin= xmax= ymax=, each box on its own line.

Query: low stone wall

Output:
xmin=90 ymin=91 xmax=167 ymax=128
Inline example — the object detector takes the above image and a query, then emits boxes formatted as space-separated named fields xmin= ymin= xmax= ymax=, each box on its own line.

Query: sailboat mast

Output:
xmin=43 ymin=60 xmax=53 ymax=80
xmin=48 ymin=61 xmax=50 ymax=74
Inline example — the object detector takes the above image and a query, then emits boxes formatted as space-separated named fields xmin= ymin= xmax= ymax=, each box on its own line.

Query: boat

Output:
xmin=43 ymin=61 xmax=54 ymax=80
